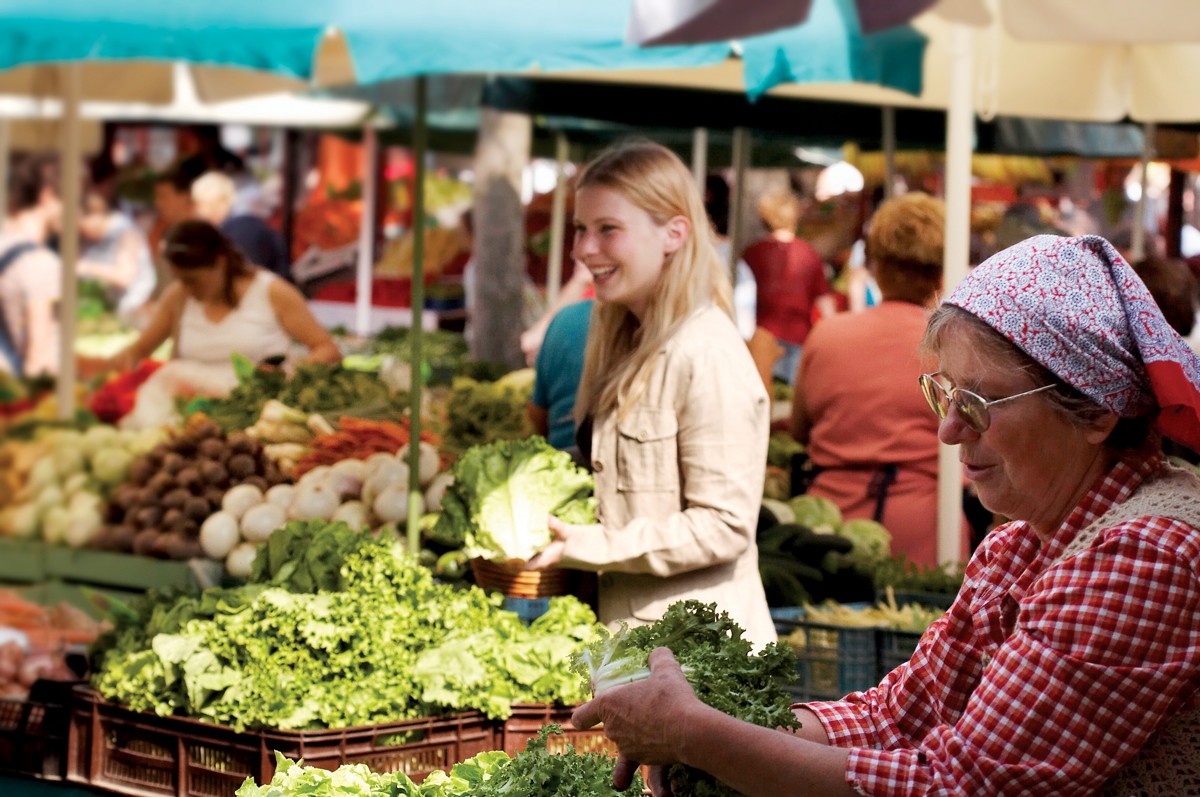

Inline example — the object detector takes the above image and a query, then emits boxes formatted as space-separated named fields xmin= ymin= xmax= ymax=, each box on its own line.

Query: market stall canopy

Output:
xmin=479 ymin=75 xmax=1152 ymax=159
xmin=627 ymin=0 xmax=947 ymax=45
xmin=620 ymin=0 xmax=1200 ymax=123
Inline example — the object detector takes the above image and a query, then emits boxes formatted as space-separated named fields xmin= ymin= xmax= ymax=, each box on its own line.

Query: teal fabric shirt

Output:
xmin=532 ymin=300 xmax=593 ymax=450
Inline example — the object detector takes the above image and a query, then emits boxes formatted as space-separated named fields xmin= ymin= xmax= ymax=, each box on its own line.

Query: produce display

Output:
xmin=292 ymin=416 xmax=441 ymax=477
xmin=575 ymin=600 xmax=799 ymax=797
xmin=95 ymin=415 xmax=289 ymax=560
xmin=0 ymin=591 xmax=103 ymax=700
xmin=432 ymin=436 xmax=596 ymax=564
xmin=238 ymin=726 xmax=640 ymax=797
xmin=203 ymin=364 xmax=399 ymax=433
xmin=0 ymin=424 xmax=167 ymax=545
xmin=443 ymin=370 xmax=536 ymax=453
xmin=202 ymin=439 xmax=449 ymax=574
xmin=91 ymin=520 xmax=600 ymax=730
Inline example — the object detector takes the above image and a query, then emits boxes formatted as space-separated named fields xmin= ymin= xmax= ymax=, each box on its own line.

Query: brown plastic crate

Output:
xmin=68 ymin=688 xmax=263 ymax=797
xmin=68 ymin=688 xmax=496 ymax=797
xmin=0 ymin=680 xmax=80 ymax=780
xmin=258 ymin=711 xmax=495 ymax=783
xmin=494 ymin=703 xmax=615 ymax=758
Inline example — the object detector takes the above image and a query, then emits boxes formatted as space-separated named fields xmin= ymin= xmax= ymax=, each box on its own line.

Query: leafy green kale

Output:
xmin=433 ymin=436 xmax=596 ymax=564
xmin=574 ymin=601 xmax=800 ymax=797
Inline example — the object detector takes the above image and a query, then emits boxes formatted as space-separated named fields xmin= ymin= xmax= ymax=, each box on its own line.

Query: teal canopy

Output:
xmin=0 ymin=0 xmax=924 ymax=97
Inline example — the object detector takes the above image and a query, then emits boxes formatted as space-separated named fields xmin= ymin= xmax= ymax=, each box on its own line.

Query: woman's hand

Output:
xmin=524 ymin=515 xmax=577 ymax=570
xmin=573 ymin=648 xmax=701 ymax=789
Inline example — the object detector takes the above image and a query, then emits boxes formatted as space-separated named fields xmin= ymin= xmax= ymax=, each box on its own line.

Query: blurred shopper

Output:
xmin=0 ymin=156 xmax=62 ymax=377
xmin=528 ymin=299 xmax=593 ymax=455
xmin=705 ymin=173 xmax=757 ymax=339
xmin=77 ymin=158 xmax=158 ymax=329
xmin=525 ymin=141 xmax=775 ymax=646
xmin=106 ymin=220 xmax=339 ymax=384
xmin=192 ymin=171 xmax=290 ymax=280
xmin=742 ymin=187 xmax=835 ymax=385
xmin=792 ymin=192 xmax=967 ymax=567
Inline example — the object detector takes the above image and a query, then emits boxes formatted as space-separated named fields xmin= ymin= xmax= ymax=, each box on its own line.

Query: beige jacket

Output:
xmin=561 ymin=305 xmax=777 ymax=647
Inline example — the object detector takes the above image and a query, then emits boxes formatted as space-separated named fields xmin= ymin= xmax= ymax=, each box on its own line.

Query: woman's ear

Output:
xmin=663 ymin=215 xmax=691 ymax=256
xmin=1083 ymin=411 xmax=1120 ymax=445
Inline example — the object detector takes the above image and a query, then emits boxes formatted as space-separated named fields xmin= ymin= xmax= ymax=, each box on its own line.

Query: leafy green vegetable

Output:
xmin=573 ymin=601 xmax=800 ymax=797
xmin=473 ymin=725 xmax=642 ymax=797
xmin=443 ymin=373 xmax=536 ymax=453
xmin=92 ymin=522 xmax=601 ymax=730
xmin=787 ymin=495 xmax=843 ymax=534
xmin=434 ymin=437 xmax=596 ymax=564
xmin=236 ymin=727 xmax=634 ymax=797
xmin=831 ymin=518 xmax=892 ymax=574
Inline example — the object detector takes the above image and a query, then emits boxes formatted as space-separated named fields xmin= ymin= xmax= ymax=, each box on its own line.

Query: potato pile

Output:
xmin=95 ymin=415 xmax=290 ymax=559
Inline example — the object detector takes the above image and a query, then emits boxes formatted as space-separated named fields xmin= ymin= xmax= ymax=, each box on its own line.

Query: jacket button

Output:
xmin=593 ymin=460 xmax=604 ymax=473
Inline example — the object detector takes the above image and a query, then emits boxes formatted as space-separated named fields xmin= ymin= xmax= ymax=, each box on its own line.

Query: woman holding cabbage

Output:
xmin=573 ymin=235 xmax=1200 ymax=795
xmin=525 ymin=140 xmax=776 ymax=647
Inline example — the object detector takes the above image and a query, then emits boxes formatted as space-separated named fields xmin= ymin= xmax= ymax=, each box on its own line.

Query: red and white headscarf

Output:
xmin=946 ymin=234 xmax=1200 ymax=452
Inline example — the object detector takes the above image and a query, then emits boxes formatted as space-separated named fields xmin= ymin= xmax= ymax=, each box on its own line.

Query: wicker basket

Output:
xmin=470 ymin=558 xmax=574 ymax=599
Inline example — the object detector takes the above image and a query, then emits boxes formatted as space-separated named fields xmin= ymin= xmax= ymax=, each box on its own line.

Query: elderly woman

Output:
xmin=574 ymin=235 xmax=1200 ymax=796
xmin=791 ymin=192 xmax=966 ymax=567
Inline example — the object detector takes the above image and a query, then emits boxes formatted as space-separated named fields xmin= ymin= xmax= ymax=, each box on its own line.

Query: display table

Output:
xmin=308 ymin=300 xmax=442 ymax=334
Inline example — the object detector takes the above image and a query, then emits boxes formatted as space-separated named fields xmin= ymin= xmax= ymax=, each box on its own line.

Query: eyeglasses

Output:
xmin=918 ymin=372 xmax=1055 ymax=434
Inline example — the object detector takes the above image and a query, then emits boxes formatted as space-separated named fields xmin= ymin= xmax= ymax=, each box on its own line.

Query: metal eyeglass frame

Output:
xmin=919 ymin=371 xmax=1056 ymax=433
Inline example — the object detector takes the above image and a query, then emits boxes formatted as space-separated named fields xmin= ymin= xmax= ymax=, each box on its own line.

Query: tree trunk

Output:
xmin=471 ymin=108 xmax=531 ymax=368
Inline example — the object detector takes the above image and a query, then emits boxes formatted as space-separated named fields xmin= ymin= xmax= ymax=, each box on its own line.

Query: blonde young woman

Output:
xmin=526 ymin=140 xmax=776 ymax=647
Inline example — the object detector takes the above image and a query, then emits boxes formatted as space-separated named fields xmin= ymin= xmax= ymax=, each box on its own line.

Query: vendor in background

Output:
xmin=741 ymin=188 xmax=836 ymax=386
xmin=77 ymin=157 xmax=158 ymax=329
xmin=525 ymin=140 xmax=776 ymax=647
xmin=791 ymin=192 xmax=968 ymax=566
xmin=528 ymin=298 xmax=593 ymax=458
xmin=0 ymin=156 xmax=62 ymax=377
xmin=192 ymin=171 xmax=290 ymax=281
xmin=106 ymin=220 xmax=339 ymax=380
xmin=575 ymin=234 xmax=1200 ymax=796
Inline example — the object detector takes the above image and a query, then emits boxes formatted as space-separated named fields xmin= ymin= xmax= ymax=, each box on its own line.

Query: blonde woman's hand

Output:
xmin=524 ymin=514 xmax=579 ymax=570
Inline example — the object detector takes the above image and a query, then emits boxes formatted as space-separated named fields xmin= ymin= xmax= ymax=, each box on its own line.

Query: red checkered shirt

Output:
xmin=805 ymin=454 xmax=1200 ymax=796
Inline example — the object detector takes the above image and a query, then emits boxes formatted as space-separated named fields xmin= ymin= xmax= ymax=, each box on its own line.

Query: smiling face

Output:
xmin=934 ymin=323 xmax=1116 ymax=538
xmin=572 ymin=185 xmax=687 ymax=321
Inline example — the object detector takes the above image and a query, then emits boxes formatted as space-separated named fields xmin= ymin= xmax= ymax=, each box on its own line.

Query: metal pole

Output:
xmin=937 ymin=22 xmax=975 ymax=566
xmin=57 ymin=65 xmax=82 ymax=421
xmin=0 ymin=119 xmax=10 ymax=220
xmin=354 ymin=125 xmax=379 ymax=337
xmin=882 ymin=106 xmax=897 ymax=199
xmin=728 ymin=126 xmax=750 ymax=277
xmin=691 ymin=127 xmax=708 ymax=190
xmin=1131 ymin=122 xmax=1155 ymax=262
xmin=546 ymin=130 xmax=569 ymax=307
xmin=406 ymin=75 xmax=428 ymax=555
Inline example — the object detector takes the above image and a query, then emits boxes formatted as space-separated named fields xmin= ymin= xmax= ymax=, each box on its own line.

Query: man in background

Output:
xmin=192 ymin=171 xmax=290 ymax=280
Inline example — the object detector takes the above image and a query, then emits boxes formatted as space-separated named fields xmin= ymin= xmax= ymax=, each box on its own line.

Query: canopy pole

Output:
xmin=691 ymin=127 xmax=708 ymax=189
xmin=57 ymin=64 xmax=82 ymax=421
xmin=406 ymin=75 xmax=428 ymax=555
xmin=728 ymin=126 xmax=750 ymax=277
xmin=1131 ymin=123 xmax=1155 ymax=262
xmin=0 ymin=119 xmax=10 ymax=220
xmin=937 ymin=22 xmax=975 ymax=566
xmin=354 ymin=125 xmax=379 ymax=337
xmin=546 ymin=130 xmax=569 ymax=308
xmin=882 ymin=106 xmax=897 ymax=199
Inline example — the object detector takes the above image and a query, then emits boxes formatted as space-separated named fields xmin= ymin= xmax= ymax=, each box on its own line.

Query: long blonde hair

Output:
xmin=574 ymin=140 xmax=734 ymax=423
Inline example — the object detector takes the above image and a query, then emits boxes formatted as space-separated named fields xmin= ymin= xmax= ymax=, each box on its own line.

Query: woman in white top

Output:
xmin=108 ymin=220 xmax=339 ymax=381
